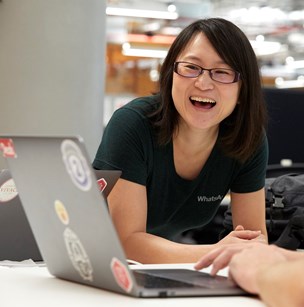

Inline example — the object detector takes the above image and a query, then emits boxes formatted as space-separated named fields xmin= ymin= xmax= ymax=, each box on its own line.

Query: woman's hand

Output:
xmin=217 ymin=225 xmax=266 ymax=245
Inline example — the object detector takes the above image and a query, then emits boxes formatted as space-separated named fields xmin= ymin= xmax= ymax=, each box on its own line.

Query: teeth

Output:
xmin=190 ymin=96 xmax=216 ymax=104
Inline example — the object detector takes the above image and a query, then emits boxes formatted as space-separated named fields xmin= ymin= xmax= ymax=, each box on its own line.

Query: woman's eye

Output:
xmin=185 ymin=65 xmax=199 ymax=71
xmin=214 ymin=69 xmax=230 ymax=75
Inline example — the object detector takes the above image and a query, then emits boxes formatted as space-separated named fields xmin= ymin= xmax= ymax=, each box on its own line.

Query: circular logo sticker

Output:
xmin=111 ymin=258 xmax=133 ymax=293
xmin=61 ymin=140 xmax=92 ymax=191
xmin=0 ymin=178 xmax=18 ymax=202
xmin=54 ymin=200 xmax=69 ymax=225
xmin=63 ymin=227 xmax=93 ymax=282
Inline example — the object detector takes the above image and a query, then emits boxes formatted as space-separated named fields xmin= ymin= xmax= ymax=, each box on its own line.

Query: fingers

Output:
xmin=233 ymin=225 xmax=263 ymax=240
xmin=195 ymin=244 xmax=251 ymax=275
xmin=194 ymin=246 xmax=226 ymax=270
xmin=234 ymin=225 xmax=245 ymax=231
xmin=231 ymin=229 xmax=262 ymax=240
xmin=209 ymin=247 xmax=240 ymax=275
xmin=195 ymin=240 xmax=268 ymax=275
xmin=194 ymin=243 xmax=246 ymax=272
xmin=252 ymin=233 xmax=268 ymax=244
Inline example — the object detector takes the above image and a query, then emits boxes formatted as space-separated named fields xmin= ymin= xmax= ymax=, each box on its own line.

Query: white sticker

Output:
xmin=0 ymin=178 xmax=18 ymax=202
xmin=61 ymin=140 xmax=92 ymax=191
xmin=64 ymin=227 xmax=93 ymax=282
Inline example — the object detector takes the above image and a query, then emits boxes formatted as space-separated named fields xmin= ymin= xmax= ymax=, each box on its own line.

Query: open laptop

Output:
xmin=0 ymin=168 xmax=42 ymax=261
xmin=0 ymin=166 xmax=120 ymax=262
xmin=0 ymin=135 xmax=248 ymax=298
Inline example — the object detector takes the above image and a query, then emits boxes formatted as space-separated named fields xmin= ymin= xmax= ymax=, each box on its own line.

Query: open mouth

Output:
xmin=190 ymin=96 xmax=216 ymax=109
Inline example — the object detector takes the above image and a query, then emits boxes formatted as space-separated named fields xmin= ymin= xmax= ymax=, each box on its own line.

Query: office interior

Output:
xmin=1 ymin=0 xmax=304 ymax=167
xmin=0 ymin=2 xmax=303 ymax=304
xmin=104 ymin=0 xmax=304 ymax=168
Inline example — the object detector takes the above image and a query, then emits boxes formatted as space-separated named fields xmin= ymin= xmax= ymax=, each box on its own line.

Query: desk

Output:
xmin=1 ymin=264 xmax=266 ymax=307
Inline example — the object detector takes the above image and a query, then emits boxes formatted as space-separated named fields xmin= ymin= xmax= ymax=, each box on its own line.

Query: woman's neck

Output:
xmin=172 ymin=124 xmax=219 ymax=180
xmin=173 ymin=122 xmax=219 ymax=154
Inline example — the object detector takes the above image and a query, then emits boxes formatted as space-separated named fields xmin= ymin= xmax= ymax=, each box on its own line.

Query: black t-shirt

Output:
xmin=93 ymin=95 xmax=268 ymax=240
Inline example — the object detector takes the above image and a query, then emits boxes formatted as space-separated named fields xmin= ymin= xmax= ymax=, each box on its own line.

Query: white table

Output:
xmin=0 ymin=263 xmax=266 ymax=307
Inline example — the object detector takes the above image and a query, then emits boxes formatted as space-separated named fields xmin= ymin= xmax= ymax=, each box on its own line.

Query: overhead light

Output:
xmin=106 ymin=7 xmax=179 ymax=20
xmin=122 ymin=43 xmax=168 ymax=58
xmin=250 ymin=40 xmax=284 ymax=56
xmin=275 ymin=77 xmax=304 ymax=89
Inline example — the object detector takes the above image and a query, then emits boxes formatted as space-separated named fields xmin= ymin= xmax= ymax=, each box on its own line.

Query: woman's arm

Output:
xmin=108 ymin=179 xmax=264 ymax=264
xmin=230 ymin=188 xmax=268 ymax=240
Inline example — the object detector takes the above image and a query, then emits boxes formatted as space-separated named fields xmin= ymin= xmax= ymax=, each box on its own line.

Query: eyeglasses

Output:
xmin=174 ymin=61 xmax=240 ymax=84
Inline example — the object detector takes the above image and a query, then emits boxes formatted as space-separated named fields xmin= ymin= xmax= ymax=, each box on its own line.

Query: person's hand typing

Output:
xmin=194 ymin=226 xmax=267 ymax=275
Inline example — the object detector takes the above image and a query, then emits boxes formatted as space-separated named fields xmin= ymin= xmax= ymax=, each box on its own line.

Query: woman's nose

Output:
xmin=194 ymin=71 xmax=214 ymax=90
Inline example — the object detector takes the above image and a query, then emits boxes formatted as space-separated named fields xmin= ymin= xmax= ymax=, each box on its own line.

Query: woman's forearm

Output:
xmin=122 ymin=228 xmax=265 ymax=264
xmin=123 ymin=232 xmax=214 ymax=264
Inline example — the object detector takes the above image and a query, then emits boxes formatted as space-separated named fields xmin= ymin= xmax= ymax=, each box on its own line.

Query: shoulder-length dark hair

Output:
xmin=150 ymin=17 xmax=267 ymax=162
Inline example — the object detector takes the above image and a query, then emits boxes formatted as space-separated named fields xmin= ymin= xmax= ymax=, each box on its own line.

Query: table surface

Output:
xmin=0 ymin=262 xmax=266 ymax=307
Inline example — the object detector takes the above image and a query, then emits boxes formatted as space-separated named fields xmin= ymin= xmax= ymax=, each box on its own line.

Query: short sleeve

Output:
xmin=230 ymin=136 xmax=269 ymax=193
xmin=92 ymin=107 xmax=153 ymax=186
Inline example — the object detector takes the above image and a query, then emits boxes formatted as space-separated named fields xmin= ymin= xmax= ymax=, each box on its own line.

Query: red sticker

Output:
xmin=111 ymin=258 xmax=133 ymax=293
xmin=97 ymin=178 xmax=107 ymax=192
xmin=0 ymin=138 xmax=17 ymax=158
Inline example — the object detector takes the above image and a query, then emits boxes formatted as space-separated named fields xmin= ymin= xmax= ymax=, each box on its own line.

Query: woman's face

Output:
xmin=172 ymin=32 xmax=241 ymax=132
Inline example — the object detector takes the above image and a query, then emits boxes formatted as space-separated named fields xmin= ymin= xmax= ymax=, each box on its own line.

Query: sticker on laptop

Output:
xmin=97 ymin=177 xmax=107 ymax=193
xmin=63 ymin=227 xmax=93 ymax=282
xmin=0 ymin=138 xmax=17 ymax=158
xmin=61 ymin=140 xmax=92 ymax=191
xmin=0 ymin=178 xmax=18 ymax=202
xmin=54 ymin=200 xmax=69 ymax=225
xmin=111 ymin=257 xmax=133 ymax=293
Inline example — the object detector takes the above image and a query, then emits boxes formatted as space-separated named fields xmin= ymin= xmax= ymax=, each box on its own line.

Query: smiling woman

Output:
xmin=93 ymin=17 xmax=268 ymax=264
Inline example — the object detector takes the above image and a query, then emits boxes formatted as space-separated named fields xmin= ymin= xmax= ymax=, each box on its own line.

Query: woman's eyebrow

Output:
xmin=180 ymin=55 xmax=228 ymax=67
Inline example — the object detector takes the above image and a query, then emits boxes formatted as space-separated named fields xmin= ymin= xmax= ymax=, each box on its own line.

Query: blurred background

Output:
xmin=104 ymin=0 xmax=304 ymax=123
xmin=0 ymin=0 xmax=303 ymax=166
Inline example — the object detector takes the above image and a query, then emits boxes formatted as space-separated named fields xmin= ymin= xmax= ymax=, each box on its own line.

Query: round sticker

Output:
xmin=111 ymin=257 xmax=133 ymax=293
xmin=64 ymin=227 xmax=93 ymax=282
xmin=61 ymin=140 xmax=92 ymax=191
xmin=0 ymin=178 xmax=18 ymax=202
xmin=54 ymin=200 xmax=69 ymax=225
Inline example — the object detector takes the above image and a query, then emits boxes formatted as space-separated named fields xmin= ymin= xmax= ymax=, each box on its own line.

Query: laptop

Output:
xmin=0 ymin=168 xmax=42 ymax=261
xmin=0 ymin=135 xmax=248 ymax=298
xmin=0 ymin=167 xmax=119 ymax=262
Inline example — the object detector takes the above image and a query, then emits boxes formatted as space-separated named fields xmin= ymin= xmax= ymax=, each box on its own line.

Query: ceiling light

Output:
xmin=106 ymin=7 xmax=179 ymax=20
xmin=122 ymin=43 xmax=168 ymax=58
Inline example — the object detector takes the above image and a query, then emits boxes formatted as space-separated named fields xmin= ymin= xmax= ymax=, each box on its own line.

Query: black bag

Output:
xmin=222 ymin=173 xmax=304 ymax=250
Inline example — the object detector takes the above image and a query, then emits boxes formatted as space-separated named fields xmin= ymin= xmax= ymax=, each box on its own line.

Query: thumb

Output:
xmin=234 ymin=225 xmax=245 ymax=231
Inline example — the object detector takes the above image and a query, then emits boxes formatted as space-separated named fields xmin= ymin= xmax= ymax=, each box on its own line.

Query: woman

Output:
xmin=93 ymin=18 xmax=268 ymax=263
